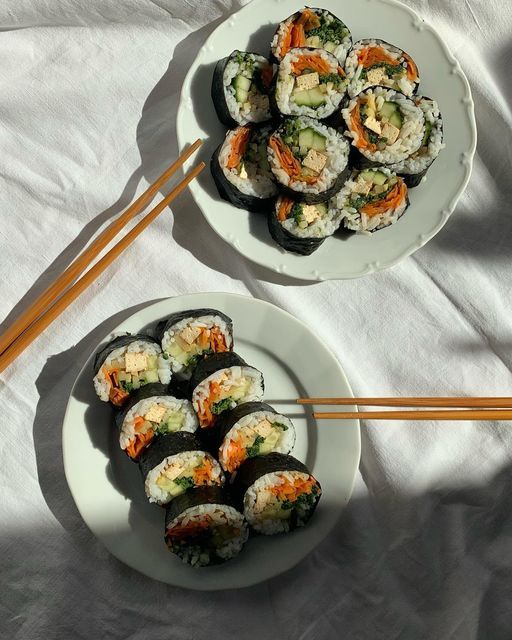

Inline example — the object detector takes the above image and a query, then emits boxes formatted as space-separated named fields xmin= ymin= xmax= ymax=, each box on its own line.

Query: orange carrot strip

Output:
xmin=277 ymin=197 xmax=294 ymax=222
xmin=226 ymin=127 xmax=251 ymax=170
xmin=360 ymin=180 xmax=407 ymax=217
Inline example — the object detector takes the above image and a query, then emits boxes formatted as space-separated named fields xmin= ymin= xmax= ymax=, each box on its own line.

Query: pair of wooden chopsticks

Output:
xmin=297 ymin=397 xmax=512 ymax=421
xmin=0 ymin=140 xmax=204 ymax=374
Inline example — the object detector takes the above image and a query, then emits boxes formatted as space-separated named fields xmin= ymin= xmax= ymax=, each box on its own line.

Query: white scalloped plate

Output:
xmin=62 ymin=293 xmax=360 ymax=589
xmin=176 ymin=0 xmax=476 ymax=280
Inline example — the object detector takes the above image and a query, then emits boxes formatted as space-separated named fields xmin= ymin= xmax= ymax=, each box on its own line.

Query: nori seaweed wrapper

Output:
xmin=189 ymin=351 xmax=247 ymax=395
xmin=232 ymin=453 xmax=313 ymax=504
xmin=210 ymin=138 xmax=277 ymax=213
xmin=155 ymin=308 xmax=233 ymax=345
xmin=165 ymin=485 xmax=240 ymax=529
xmin=267 ymin=200 xmax=327 ymax=256
xmin=93 ymin=333 xmax=159 ymax=376
xmin=113 ymin=382 xmax=171 ymax=433
xmin=138 ymin=432 xmax=202 ymax=481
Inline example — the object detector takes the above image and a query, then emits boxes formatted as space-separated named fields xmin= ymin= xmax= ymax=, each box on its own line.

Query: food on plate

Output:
xmin=139 ymin=432 xmax=225 ymax=506
xmin=214 ymin=402 xmax=296 ymax=474
xmin=331 ymin=167 xmax=409 ymax=233
xmin=190 ymin=352 xmax=265 ymax=429
xmin=268 ymin=194 xmax=342 ymax=255
xmin=211 ymin=50 xmax=274 ymax=126
xmin=165 ymin=486 xmax=249 ymax=566
xmin=388 ymin=96 xmax=444 ymax=187
xmin=211 ymin=124 xmax=279 ymax=212
xmin=345 ymin=39 xmax=420 ymax=98
xmin=93 ymin=335 xmax=171 ymax=407
xmin=267 ymin=116 xmax=349 ymax=203
xmin=233 ymin=453 xmax=322 ymax=534
xmin=271 ymin=7 xmax=352 ymax=65
xmin=114 ymin=383 xmax=198 ymax=461
xmin=156 ymin=308 xmax=233 ymax=381
xmin=342 ymin=86 xmax=425 ymax=167
xmin=272 ymin=47 xmax=347 ymax=119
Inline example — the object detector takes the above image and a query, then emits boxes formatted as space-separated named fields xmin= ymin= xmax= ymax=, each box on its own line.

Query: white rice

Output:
xmin=271 ymin=9 xmax=351 ymax=64
xmin=345 ymin=39 xmax=418 ymax=98
xmin=219 ymin=410 xmax=295 ymax=472
xmin=166 ymin=503 xmax=248 ymax=567
xmin=192 ymin=365 xmax=264 ymax=422
xmin=274 ymin=48 xmax=345 ymax=119
xmin=268 ymin=117 xmax=349 ymax=195
xmin=145 ymin=450 xmax=224 ymax=505
xmin=219 ymin=126 xmax=278 ymax=198
xmin=93 ymin=339 xmax=171 ymax=402
xmin=119 ymin=396 xmax=198 ymax=451
xmin=244 ymin=470 xmax=321 ymax=534
xmin=278 ymin=197 xmax=343 ymax=239
xmin=342 ymin=86 xmax=425 ymax=164
xmin=223 ymin=53 xmax=271 ymax=124
xmin=161 ymin=314 xmax=233 ymax=374
xmin=330 ymin=167 xmax=408 ymax=233
xmin=388 ymin=97 xmax=445 ymax=175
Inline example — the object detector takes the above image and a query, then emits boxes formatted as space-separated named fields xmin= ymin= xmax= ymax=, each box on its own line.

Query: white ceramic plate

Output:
xmin=176 ymin=0 xmax=476 ymax=280
xmin=62 ymin=293 xmax=360 ymax=589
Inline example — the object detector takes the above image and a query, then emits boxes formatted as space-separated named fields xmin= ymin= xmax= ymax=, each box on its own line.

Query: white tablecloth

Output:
xmin=1 ymin=1 xmax=511 ymax=638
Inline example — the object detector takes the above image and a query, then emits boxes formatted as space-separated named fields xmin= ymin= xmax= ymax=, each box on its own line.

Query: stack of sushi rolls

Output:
xmin=92 ymin=306 xmax=322 ymax=567
xmin=210 ymin=6 xmax=445 ymax=253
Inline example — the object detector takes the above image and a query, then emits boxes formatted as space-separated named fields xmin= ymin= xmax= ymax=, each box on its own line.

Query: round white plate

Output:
xmin=176 ymin=0 xmax=476 ymax=280
xmin=62 ymin=293 xmax=360 ymax=589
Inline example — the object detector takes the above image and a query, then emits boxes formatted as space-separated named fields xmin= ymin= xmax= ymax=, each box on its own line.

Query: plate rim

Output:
xmin=62 ymin=292 xmax=361 ymax=589
xmin=176 ymin=0 xmax=477 ymax=281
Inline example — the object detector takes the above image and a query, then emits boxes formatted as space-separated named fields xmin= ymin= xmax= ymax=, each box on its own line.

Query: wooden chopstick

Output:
xmin=314 ymin=409 xmax=512 ymax=420
xmin=298 ymin=397 xmax=512 ymax=408
xmin=0 ymin=138 xmax=202 ymax=356
xmin=0 ymin=161 xmax=205 ymax=374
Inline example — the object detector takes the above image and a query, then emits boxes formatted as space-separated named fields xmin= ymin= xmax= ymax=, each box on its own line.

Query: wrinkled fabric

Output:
xmin=1 ymin=1 xmax=511 ymax=639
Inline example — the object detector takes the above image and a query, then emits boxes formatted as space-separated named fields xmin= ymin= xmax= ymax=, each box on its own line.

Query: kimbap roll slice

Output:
xmin=268 ymin=116 xmax=349 ymax=203
xmin=212 ymin=50 xmax=274 ymax=127
xmin=345 ymin=39 xmax=420 ymax=98
xmin=114 ymin=383 xmax=198 ymax=461
xmin=139 ymin=432 xmax=225 ymax=506
xmin=272 ymin=47 xmax=347 ymax=119
xmin=93 ymin=334 xmax=171 ymax=407
xmin=331 ymin=167 xmax=409 ymax=233
xmin=234 ymin=453 xmax=322 ymax=535
xmin=156 ymin=308 xmax=233 ymax=381
xmin=215 ymin=402 xmax=296 ymax=473
xmin=271 ymin=7 xmax=352 ymax=65
xmin=268 ymin=195 xmax=342 ymax=255
xmin=190 ymin=352 xmax=264 ymax=429
xmin=387 ymin=96 xmax=445 ymax=187
xmin=165 ymin=486 xmax=249 ymax=567
xmin=211 ymin=124 xmax=278 ymax=212
xmin=342 ymin=86 xmax=425 ymax=168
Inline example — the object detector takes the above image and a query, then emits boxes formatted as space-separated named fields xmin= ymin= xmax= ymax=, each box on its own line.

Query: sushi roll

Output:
xmin=331 ymin=167 xmax=409 ymax=233
xmin=268 ymin=194 xmax=342 ymax=255
xmin=139 ymin=432 xmax=225 ymax=506
xmin=165 ymin=486 xmax=249 ymax=567
xmin=387 ymin=96 xmax=445 ymax=187
xmin=268 ymin=116 xmax=349 ymax=203
xmin=211 ymin=124 xmax=279 ymax=212
xmin=190 ymin=352 xmax=264 ymax=429
xmin=272 ymin=47 xmax=347 ymax=119
xmin=345 ymin=39 xmax=420 ymax=98
xmin=215 ymin=402 xmax=296 ymax=474
xmin=234 ymin=453 xmax=321 ymax=535
xmin=211 ymin=50 xmax=274 ymax=127
xmin=93 ymin=334 xmax=171 ymax=407
xmin=114 ymin=383 xmax=198 ymax=461
xmin=156 ymin=308 xmax=233 ymax=381
xmin=342 ymin=86 xmax=425 ymax=168
xmin=271 ymin=7 xmax=352 ymax=65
